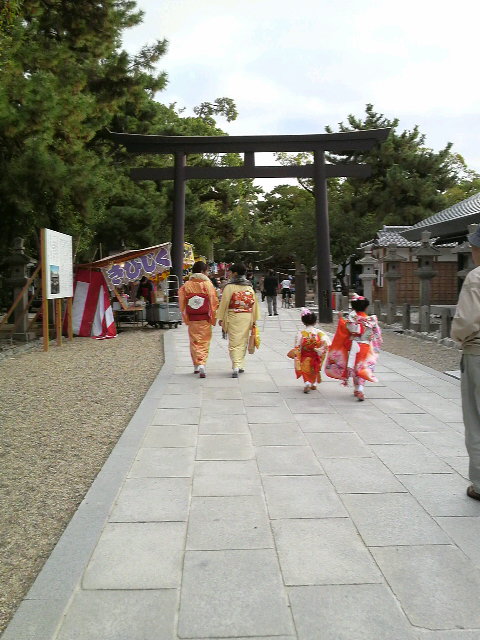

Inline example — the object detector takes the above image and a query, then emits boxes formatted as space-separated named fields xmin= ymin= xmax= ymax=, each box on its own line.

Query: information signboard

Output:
xmin=43 ymin=229 xmax=73 ymax=299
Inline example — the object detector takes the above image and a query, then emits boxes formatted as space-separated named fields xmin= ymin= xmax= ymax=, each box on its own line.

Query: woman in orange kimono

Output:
xmin=325 ymin=295 xmax=382 ymax=400
xmin=293 ymin=308 xmax=330 ymax=393
xmin=178 ymin=261 xmax=218 ymax=378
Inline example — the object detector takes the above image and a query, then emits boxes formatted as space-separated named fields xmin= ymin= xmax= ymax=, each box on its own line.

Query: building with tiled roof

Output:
xmin=357 ymin=225 xmax=458 ymax=305
xmin=402 ymin=192 xmax=480 ymax=242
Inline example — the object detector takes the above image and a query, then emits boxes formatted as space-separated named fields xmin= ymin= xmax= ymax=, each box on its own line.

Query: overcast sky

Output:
xmin=122 ymin=0 xmax=480 ymax=190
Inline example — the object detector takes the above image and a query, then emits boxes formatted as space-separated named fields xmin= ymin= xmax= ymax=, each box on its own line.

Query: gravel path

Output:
xmin=0 ymin=328 xmax=165 ymax=634
xmin=0 ymin=321 xmax=462 ymax=634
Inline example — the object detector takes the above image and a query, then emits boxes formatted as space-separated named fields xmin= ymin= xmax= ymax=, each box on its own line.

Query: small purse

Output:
xmin=287 ymin=347 xmax=299 ymax=359
xmin=248 ymin=326 xmax=260 ymax=354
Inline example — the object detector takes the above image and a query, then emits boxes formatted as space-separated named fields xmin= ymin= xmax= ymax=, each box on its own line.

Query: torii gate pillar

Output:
xmin=171 ymin=152 xmax=186 ymax=286
xmin=314 ymin=150 xmax=332 ymax=322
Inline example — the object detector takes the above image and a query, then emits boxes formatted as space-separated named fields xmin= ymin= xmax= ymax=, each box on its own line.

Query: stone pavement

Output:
xmin=4 ymin=304 xmax=480 ymax=640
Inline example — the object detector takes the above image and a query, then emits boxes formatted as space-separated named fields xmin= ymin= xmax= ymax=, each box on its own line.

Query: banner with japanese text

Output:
xmin=101 ymin=243 xmax=171 ymax=289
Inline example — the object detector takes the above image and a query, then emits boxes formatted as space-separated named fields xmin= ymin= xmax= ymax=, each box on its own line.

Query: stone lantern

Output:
xmin=414 ymin=231 xmax=440 ymax=331
xmin=2 ymin=237 xmax=37 ymax=341
xmin=452 ymin=223 xmax=478 ymax=282
xmin=382 ymin=244 xmax=407 ymax=323
xmin=356 ymin=245 xmax=378 ymax=305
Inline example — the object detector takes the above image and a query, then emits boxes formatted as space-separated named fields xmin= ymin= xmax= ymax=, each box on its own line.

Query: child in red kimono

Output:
xmin=325 ymin=295 xmax=382 ymax=401
xmin=293 ymin=308 xmax=330 ymax=393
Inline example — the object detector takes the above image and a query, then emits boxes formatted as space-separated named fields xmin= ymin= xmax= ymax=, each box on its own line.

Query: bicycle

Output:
xmin=281 ymin=288 xmax=293 ymax=308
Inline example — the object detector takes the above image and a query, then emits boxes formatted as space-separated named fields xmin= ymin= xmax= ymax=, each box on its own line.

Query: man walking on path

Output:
xmin=451 ymin=224 xmax=480 ymax=501
xmin=178 ymin=261 xmax=218 ymax=378
xmin=263 ymin=269 xmax=279 ymax=316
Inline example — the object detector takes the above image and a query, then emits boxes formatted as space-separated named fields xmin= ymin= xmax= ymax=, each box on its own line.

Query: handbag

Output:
xmin=248 ymin=325 xmax=260 ymax=354
xmin=287 ymin=347 xmax=299 ymax=359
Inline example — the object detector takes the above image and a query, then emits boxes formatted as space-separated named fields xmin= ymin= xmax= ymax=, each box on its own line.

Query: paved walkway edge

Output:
xmin=1 ymin=332 xmax=177 ymax=640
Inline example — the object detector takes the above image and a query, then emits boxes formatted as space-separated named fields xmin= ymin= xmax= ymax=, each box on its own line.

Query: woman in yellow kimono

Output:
xmin=293 ymin=308 xmax=330 ymax=393
xmin=216 ymin=263 xmax=260 ymax=377
xmin=178 ymin=261 xmax=219 ymax=378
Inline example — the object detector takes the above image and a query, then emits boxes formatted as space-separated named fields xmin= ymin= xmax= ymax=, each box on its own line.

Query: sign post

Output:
xmin=41 ymin=228 xmax=73 ymax=351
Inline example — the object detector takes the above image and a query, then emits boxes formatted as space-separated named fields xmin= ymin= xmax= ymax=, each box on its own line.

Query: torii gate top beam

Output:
xmin=108 ymin=128 xmax=390 ymax=155
xmin=108 ymin=127 xmax=390 ymax=322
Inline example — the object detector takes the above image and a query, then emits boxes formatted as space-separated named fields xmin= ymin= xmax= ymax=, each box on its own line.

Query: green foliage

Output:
xmin=0 ymin=0 xmax=255 ymax=266
xmin=276 ymin=104 xmax=464 ymax=267
xmin=441 ymin=155 xmax=480 ymax=208
xmin=257 ymin=185 xmax=316 ymax=269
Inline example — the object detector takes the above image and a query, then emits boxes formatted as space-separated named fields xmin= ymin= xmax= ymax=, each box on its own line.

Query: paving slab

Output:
xmin=350 ymin=416 xmax=417 ymax=444
xmin=256 ymin=445 xmax=324 ymax=475
xmin=284 ymin=398 xmax=336 ymax=414
xmin=249 ymin=422 xmax=305 ymax=446
xmin=306 ymin=432 xmax=372 ymax=458
xmin=242 ymin=392 xmax=283 ymax=406
xmin=82 ymin=522 xmax=186 ymax=589
xmin=321 ymin=457 xmax=407 ymax=493
xmin=371 ymin=444 xmax=452 ymax=474
xmin=293 ymin=412 xmax=350 ymax=433
xmin=178 ymin=550 xmax=295 ymax=638
xmin=142 ymin=424 xmax=197 ymax=448
xmin=246 ymin=405 xmax=292 ymax=423
xmin=186 ymin=495 xmax=273 ymax=550
xmin=201 ymin=399 xmax=246 ymax=416
xmin=152 ymin=407 xmax=200 ymax=425
xmin=412 ymin=430 xmax=467 ymax=457
xmin=405 ymin=394 xmax=464 ymax=421
xmin=196 ymin=434 xmax=254 ymax=460
xmin=129 ymin=447 xmax=195 ymax=477
xmin=198 ymin=413 xmax=249 ymax=434
xmin=372 ymin=545 xmax=480 ymax=629
xmin=262 ymin=475 xmax=347 ymax=519
xmin=157 ymin=394 xmax=201 ymax=408
xmin=415 ymin=631 xmax=480 ymax=640
xmin=57 ymin=589 xmax=177 ymax=640
xmin=289 ymin=584 xmax=417 ymax=640
xmin=272 ymin=518 xmax=382 ymax=585
xmin=436 ymin=517 xmax=480 ymax=569
xmin=442 ymin=455 xmax=470 ymax=478
xmin=398 ymin=473 xmax=480 ymax=516
xmin=109 ymin=477 xmax=191 ymax=522
xmin=192 ymin=460 xmax=262 ymax=496
xmin=341 ymin=492 xmax=449 ymax=546
xmin=201 ymin=387 xmax=243 ymax=400
xmin=390 ymin=413 xmax=451 ymax=432
xmin=370 ymin=398 xmax=428 ymax=414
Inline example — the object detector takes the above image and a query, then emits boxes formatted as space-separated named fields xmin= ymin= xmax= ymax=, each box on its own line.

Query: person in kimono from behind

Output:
xmin=178 ymin=261 xmax=219 ymax=378
xmin=292 ymin=308 xmax=330 ymax=393
xmin=325 ymin=294 xmax=382 ymax=401
xmin=216 ymin=262 xmax=260 ymax=377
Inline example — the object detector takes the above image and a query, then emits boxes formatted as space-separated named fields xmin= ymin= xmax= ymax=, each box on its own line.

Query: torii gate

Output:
xmin=109 ymin=128 xmax=390 ymax=322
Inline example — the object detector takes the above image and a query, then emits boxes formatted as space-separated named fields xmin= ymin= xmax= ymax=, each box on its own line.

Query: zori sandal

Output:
xmin=467 ymin=485 xmax=480 ymax=501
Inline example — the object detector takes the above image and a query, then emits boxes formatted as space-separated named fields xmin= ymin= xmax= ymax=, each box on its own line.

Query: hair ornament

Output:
xmin=300 ymin=307 xmax=311 ymax=317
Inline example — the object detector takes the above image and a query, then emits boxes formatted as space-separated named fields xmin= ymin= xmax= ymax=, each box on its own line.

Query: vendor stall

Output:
xmin=75 ymin=243 xmax=174 ymax=335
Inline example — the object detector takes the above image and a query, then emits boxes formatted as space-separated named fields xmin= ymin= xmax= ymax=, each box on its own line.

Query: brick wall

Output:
xmin=373 ymin=261 xmax=459 ymax=305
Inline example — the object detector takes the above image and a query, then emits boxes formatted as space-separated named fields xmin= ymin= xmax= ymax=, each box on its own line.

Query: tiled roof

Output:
xmin=377 ymin=226 xmax=420 ymax=247
xmin=360 ymin=226 xmax=420 ymax=248
xmin=402 ymin=192 xmax=480 ymax=240
xmin=360 ymin=225 xmax=456 ymax=250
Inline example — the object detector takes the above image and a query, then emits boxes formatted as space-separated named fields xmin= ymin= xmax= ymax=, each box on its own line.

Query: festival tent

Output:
xmin=71 ymin=269 xmax=116 ymax=339
xmin=72 ymin=243 xmax=172 ymax=338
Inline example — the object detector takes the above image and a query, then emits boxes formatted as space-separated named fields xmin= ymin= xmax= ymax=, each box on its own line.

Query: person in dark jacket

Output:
xmin=263 ymin=269 xmax=279 ymax=316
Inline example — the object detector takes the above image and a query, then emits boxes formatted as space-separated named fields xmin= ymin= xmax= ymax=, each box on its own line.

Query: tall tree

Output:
xmin=277 ymin=104 xmax=462 ymax=268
